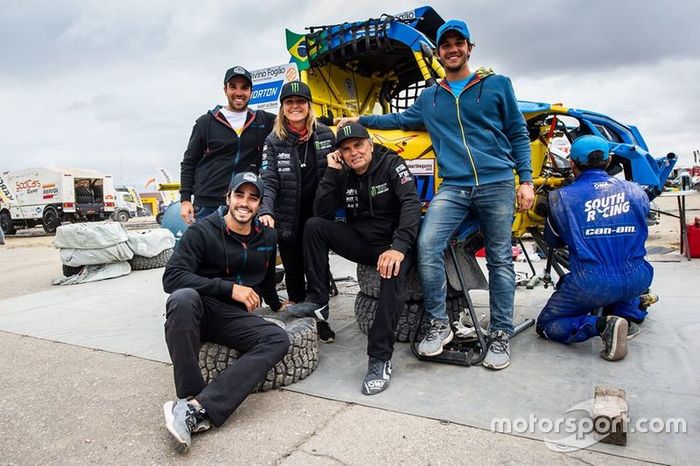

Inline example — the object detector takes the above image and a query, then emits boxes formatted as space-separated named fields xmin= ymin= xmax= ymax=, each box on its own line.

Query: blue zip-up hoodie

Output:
xmin=360 ymin=68 xmax=532 ymax=187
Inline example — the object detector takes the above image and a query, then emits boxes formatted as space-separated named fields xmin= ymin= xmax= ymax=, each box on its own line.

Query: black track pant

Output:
xmin=304 ymin=217 xmax=412 ymax=361
xmin=164 ymin=289 xmax=289 ymax=427
xmin=277 ymin=201 xmax=314 ymax=302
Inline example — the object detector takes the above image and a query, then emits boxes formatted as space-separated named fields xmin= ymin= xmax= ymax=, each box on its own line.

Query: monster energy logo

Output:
xmin=290 ymin=82 xmax=299 ymax=93
xmin=342 ymin=126 xmax=352 ymax=136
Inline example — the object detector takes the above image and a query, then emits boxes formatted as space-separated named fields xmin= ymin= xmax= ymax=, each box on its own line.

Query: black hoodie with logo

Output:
xmin=180 ymin=106 xmax=275 ymax=207
xmin=313 ymin=145 xmax=421 ymax=253
xmin=162 ymin=208 xmax=281 ymax=311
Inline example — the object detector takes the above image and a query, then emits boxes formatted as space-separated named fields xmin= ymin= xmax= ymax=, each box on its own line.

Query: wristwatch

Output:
xmin=521 ymin=181 xmax=534 ymax=188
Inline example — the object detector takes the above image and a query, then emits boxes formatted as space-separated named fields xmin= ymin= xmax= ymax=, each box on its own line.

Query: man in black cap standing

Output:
xmin=179 ymin=66 xmax=276 ymax=223
xmin=286 ymin=123 xmax=421 ymax=396
xmin=162 ymin=172 xmax=288 ymax=453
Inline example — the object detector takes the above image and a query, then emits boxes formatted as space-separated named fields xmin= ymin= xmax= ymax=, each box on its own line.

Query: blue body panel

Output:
xmin=517 ymin=101 xmax=676 ymax=192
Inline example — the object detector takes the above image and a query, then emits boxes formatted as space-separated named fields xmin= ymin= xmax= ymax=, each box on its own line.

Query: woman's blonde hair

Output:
xmin=273 ymin=99 xmax=317 ymax=140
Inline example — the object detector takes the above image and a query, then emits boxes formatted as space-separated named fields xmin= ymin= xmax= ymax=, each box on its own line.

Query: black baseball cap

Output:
xmin=229 ymin=172 xmax=264 ymax=197
xmin=279 ymin=80 xmax=312 ymax=102
xmin=224 ymin=66 xmax=252 ymax=86
xmin=335 ymin=122 xmax=371 ymax=147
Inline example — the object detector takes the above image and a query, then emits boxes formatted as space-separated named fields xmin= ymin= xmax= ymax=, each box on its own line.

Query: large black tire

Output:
xmin=199 ymin=317 xmax=319 ymax=392
xmin=62 ymin=264 xmax=84 ymax=277
xmin=353 ymin=292 xmax=467 ymax=343
xmin=356 ymin=264 xmax=462 ymax=302
xmin=0 ymin=211 xmax=15 ymax=235
xmin=42 ymin=207 xmax=61 ymax=234
xmin=129 ymin=248 xmax=173 ymax=270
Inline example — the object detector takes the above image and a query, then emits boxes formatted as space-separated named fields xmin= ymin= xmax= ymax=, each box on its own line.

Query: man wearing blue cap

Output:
xmin=161 ymin=172 xmax=288 ymax=453
xmin=536 ymin=136 xmax=658 ymax=361
xmin=338 ymin=19 xmax=534 ymax=369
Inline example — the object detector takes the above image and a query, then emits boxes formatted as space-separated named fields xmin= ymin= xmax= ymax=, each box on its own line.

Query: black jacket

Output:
xmin=314 ymin=145 xmax=421 ymax=253
xmin=162 ymin=208 xmax=281 ymax=311
xmin=180 ymin=106 xmax=275 ymax=207
xmin=259 ymin=123 xmax=335 ymax=242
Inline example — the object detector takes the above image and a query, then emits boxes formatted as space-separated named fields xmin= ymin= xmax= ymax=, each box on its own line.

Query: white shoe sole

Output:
xmin=482 ymin=357 xmax=511 ymax=370
xmin=163 ymin=401 xmax=189 ymax=453
xmin=418 ymin=330 xmax=454 ymax=357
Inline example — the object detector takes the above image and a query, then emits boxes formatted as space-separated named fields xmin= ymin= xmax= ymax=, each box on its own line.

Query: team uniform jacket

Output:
xmin=180 ymin=106 xmax=275 ymax=207
xmin=360 ymin=68 xmax=532 ymax=188
xmin=546 ymin=169 xmax=651 ymax=277
xmin=258 ymin=123 xmax=335 ymax=242
xmin=314 ymin=145 xmax=421 ymax=253
xmin=162 ymin=208 xmax=281 ymax=311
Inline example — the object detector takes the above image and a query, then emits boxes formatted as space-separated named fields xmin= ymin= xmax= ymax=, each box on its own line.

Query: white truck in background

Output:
xmin=0 ymin=167 xmax=116 ymax=234
xmin=112 ymin=186 xmax=144 ymax=222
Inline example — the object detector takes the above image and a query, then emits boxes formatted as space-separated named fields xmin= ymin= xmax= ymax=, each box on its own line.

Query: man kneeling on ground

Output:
xmin=162 ymin=172 xmax=288 ymax=453
xmin=286 ymin=122 xmax=421 ymax=395
xmin=536 ymin=136 xmax=658 ymax=361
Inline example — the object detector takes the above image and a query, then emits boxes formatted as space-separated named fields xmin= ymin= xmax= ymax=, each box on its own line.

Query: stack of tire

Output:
xmin=355 ymin=265 xmax=467 ymax=342
xmin=354 ymin=237 xmax=489 ymax=342
xmin=55 ymin=222 xmax=134 ymax=281
xmin=126 ymin=229 xmax=176 ymax=271
xmin=54 ymin=222 xmax=175 ymax=282
xmin=199 ymin=317 xmax=319 ymax=392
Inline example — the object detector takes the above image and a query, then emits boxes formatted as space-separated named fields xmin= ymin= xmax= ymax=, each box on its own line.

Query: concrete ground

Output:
xmin=1 ymin=200 xmax=696 ymax=465
xmin=0 ymin=332 xmax=647 ymax=465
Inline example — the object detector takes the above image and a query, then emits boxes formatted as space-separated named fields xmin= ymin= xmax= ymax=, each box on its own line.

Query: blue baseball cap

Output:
xmin=436 ymin=19 xmax=471 ymax=45
xmin=569 ymin=136 xmax=610 ymax=163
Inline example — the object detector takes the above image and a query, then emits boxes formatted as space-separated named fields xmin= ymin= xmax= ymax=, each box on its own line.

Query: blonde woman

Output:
xmin=258 ymin=81 xmax=336 ymax=342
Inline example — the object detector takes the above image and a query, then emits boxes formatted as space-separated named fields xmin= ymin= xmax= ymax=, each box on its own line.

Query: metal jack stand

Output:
xmin=525 ymin=230 xmax=569 ymax=289
xmin=410 ymin=230 xmax=535 ymax=367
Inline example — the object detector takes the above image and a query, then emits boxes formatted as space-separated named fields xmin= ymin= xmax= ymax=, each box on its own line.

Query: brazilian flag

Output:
xmin=286 ymin=29 xmax=310 ymax=71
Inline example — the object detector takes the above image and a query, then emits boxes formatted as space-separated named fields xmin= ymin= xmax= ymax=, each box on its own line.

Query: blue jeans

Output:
xmin=194 ymin=205 xmax=219 ymax=222
xmin=418 ymin=181 xmax=515 ymax=335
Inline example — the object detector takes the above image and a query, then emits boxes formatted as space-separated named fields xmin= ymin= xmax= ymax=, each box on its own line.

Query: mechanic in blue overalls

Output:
xmin=536 ymin=135 xmax=658 ymax=361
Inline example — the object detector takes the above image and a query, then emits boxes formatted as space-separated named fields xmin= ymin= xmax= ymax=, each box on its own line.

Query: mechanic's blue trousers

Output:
xmin=536 ymin=263 xmax=653 ymax=344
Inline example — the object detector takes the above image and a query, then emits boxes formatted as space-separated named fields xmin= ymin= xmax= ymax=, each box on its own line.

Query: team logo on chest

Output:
xmin=370 ymin=183 xmax=389 ymax=197
xmin=345 ymin=188 xmax=358 ymax=209
xmin=584 ymin=192 xmax=630 ymax=222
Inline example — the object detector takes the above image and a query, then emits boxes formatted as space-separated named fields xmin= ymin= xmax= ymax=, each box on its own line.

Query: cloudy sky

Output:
xmin=2 ymin=0 xmax=698 ymax=188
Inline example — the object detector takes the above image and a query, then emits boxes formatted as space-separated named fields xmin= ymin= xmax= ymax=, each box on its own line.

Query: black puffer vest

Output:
xmin=259 ymin=122 xmax=335 ymax=242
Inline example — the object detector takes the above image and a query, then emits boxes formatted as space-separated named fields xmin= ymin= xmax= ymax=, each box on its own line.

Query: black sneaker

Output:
xmin=627 ymin=321 xmax=641 ymax=340
xmin=286 ymin=301 xmax=329 ymax=321
xmin=317 ymin=321 xmax=335 ymax=343
xmin=362 ymin=357 xmax=391 ymax=395
xmin=600 ymin=316 xmax=628 ymax=361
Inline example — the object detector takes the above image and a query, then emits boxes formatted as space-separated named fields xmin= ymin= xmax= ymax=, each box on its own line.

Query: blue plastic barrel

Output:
xmin=160 ymin=201 xmax=189 ymax=248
